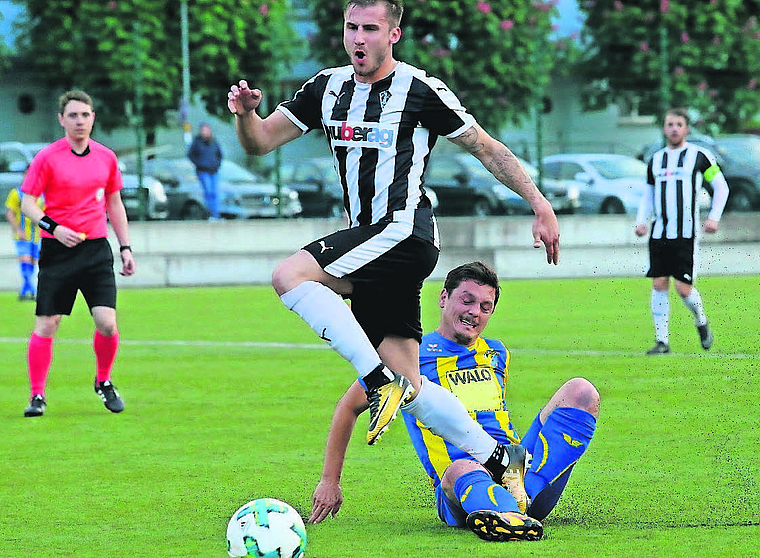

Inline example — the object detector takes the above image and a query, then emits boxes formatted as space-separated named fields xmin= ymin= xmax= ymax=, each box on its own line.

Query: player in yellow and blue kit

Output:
xmin=309 ymin=262 xmax=599 ymax=542
xmin=5 ymin=186 xmax=43 ymax=301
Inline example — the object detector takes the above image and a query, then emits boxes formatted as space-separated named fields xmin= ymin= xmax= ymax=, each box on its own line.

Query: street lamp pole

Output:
xmin=659 ymin=8 xmax=671 ymax=114
xmin=181 ymin=0 xmax=192 ymax=145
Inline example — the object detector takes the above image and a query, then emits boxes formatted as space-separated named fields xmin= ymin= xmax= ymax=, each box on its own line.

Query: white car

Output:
xmin=542 ymin=153 xmax=648 ymax=215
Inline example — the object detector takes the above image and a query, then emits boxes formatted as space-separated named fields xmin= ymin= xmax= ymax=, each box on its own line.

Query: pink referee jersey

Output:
xmin=21 ymin=138 xmax=123 ymax=239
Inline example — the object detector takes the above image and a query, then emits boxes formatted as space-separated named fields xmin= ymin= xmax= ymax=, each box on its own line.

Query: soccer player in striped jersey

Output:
xmin=308 ymin=262 xmax=599 ymax=542
xmin=5 ymin=186 xmax=44 ymax=301
xmin=227 ymin=0 xmax=560 ymax=485
xmin=20 ymin=90 xmax=135 ymax=417
xmin=635 ymin=108 xmax=729 ymax=355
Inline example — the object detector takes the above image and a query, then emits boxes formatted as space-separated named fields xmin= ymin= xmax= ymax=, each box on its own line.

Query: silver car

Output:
xmin=542 ymin=153 xmax=649 ymax=215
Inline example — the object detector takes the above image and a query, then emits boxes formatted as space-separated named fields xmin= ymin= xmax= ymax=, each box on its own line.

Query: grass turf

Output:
xmin=1 ymin=275 xmax=758 ymax=557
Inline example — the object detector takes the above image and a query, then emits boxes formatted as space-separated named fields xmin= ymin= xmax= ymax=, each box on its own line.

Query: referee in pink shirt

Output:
xmin=20 ymin=90 xmax=135 ymax=418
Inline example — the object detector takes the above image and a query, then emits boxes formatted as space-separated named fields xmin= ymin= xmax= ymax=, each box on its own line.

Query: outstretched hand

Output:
xmin=308 ymin=479 xmax=343 ymax=524
xmin=532 ymin=206 xmax=560 ymax=265
xmin=227 ymin=80 xmax=263 ymax=115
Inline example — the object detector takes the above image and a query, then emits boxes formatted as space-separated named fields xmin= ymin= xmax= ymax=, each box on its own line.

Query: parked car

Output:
xmin=515 ymin=157 xmax=580 ymax=215
xmin=279 ymin=157 xmax=345 ymax=218
xmin=425 ymin=152 xmax=525 ymax=216
xmin=122 ymin=157 xmax=302 ymax=220
xmin=640 ymin=134 xmax=760 ymax=212
xmin=0 ymin=141 xmax=169 ymax=221
xmin=0 ymin=142 xmax=44 ymax=221
xmin=119 ymin=171 xmax=169 ymax=221
xmin=542 ymin=153 xmax=650 ymax=215
xmin=422 ymin=151 xmax=577 ymax=217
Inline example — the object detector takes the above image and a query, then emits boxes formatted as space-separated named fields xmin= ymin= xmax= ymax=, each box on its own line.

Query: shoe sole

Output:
xmin=466 ymin=510 xmax=543 ymax=542
xmin=24 ymin=409 xmax=45 ymax=417
xmin=366 ymin=380 xmax=414 ymax=446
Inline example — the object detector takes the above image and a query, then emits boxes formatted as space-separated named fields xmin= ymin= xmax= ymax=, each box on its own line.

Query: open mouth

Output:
xmin=355 ymin=50 xmax=366 ymax=60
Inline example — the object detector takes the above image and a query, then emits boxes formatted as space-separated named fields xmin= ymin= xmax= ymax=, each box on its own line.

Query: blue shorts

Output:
xmin=15 ymin=239 xmax=40 ymax=260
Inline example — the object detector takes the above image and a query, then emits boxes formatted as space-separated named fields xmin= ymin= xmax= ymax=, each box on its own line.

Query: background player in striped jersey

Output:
xmin=20 ymin=90 xmax=135 ymax=417
xmin=635 ymin=108 xmax=729 ymax=355
xmin=308 ymin=262 xmax=599 ymax=542
xmin=228 ymin=0 xmax=560 ymax=486
xmin=5 ymin=186 xmax=44 ymax=301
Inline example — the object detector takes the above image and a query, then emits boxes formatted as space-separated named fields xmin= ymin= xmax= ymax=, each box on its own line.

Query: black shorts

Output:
xmin=36 ymin=237 xmax=117 ymax=316
xmin=303 ymin=225 xmax=439 ymax=348
xmin=646 ymin=237 xmax=696 ymax=285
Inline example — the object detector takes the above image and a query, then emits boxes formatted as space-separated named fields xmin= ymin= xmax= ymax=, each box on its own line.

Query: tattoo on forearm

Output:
xmin=453 ymin=127 xmax=485 ymax=154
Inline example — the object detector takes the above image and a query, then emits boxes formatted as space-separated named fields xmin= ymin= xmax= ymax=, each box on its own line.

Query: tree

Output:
xmin=14 ymin=0 xmax=303 ymax=141
xmin=307 ymin=0 xmax=562 ymax=133
xmin=577 ymin=0 xmax=760 ymax=134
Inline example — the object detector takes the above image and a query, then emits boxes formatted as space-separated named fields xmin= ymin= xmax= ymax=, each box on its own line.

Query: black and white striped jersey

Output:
xmin=641 ymin=142 xmax=726 ymax=240
xmin=278 ymin=62 xmax=476 ymax=247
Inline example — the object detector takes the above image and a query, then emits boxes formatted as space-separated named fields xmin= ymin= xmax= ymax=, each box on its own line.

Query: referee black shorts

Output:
xmin=303 ymin=225 xmax=439 ymax=348
xmin=36 ymin=237 xmax=117 ymax=317
xmin=646 ymin=237 xmax=696 ymax=285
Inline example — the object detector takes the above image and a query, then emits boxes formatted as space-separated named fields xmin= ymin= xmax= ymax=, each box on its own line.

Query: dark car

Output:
xmin=123 ymin=157 xmax=302 ymax=220
xmin=425 ymin=152 xmax=517 ymax=216
xmin=280 ymin=157 xmax=345 ymax=218
xmin=639 ymin=134 xmax=760 ymax=212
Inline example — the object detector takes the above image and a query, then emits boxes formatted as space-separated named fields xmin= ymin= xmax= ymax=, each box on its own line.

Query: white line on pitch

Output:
xmin=0 ymin=336 xmax=756 ymax=359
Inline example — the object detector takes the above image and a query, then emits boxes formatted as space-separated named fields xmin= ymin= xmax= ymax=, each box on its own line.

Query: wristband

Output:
xmin=39 ymin=215 xmax=59 ymax=233
xmin=119 ymin=245 xmax=132 ymax=253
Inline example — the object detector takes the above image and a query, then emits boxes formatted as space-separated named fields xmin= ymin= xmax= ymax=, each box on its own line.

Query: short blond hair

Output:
xmin=58 ymin=90 xmax=93 ymax=114
xmin=345 ymin=0 xmax=403 ymax=28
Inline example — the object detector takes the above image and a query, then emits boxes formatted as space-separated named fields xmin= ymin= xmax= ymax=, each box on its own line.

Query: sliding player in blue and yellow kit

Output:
xmin=309 ymin=262 xmax=599 ymax=542
xmin=5 ymin=186 xmax=43 ymax=301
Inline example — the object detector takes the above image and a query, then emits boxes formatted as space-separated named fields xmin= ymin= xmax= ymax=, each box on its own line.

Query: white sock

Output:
xmin=402 ymin=377 xmax=497 ymax=464
xmin=651 ymin=289 xmax=670 ymax=343
xmin=681 ymin=288 xmax=708 ymax=326
xmin=280 ymin=281 xmax=381 ymax=377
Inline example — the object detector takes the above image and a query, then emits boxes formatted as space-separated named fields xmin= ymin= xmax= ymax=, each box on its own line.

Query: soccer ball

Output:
xmin=226 ymin=498 xmax=307 ymax=558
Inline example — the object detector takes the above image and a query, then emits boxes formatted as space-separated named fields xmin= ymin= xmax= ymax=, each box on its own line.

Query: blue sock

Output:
xmin=20 ymin=262 xmax=34 ymax=295
xmin=522 ymin=407 xmax=596 ymax=520
xmin=454 ymin=469 xmax=519 ymax=515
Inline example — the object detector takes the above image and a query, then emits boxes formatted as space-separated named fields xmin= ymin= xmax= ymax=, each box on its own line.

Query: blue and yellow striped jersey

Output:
xmin=5 ymin=187 xmax=43 ymax=242
xmin=402 ymin=331 xmax=520 ymax=489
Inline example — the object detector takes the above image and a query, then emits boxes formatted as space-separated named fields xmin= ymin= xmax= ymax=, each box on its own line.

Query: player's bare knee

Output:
xmin=562 ymin=377 xmax=600 ymax=417
xmin=34 ymin=315 xmax=61 ymax=337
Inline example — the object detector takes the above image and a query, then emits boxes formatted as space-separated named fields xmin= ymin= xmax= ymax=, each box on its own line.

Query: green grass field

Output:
xmin=1 ymin=275 xmax=758 ymax=557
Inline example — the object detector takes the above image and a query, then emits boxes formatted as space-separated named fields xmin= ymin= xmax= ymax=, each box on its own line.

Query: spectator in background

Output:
xmin=5 ymin=186 xmax=44 ymax=301
xmin=187 ymin=122 xmax=223 ymax=220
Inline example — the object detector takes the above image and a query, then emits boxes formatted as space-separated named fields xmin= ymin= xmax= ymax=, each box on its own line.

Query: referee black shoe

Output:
xmin=646 ymin=341 xmax=670 ymax=355
xmin=24 ymin=394 xmax=47 ymax=417
xmin=697 ymin=322 xmax=714 ymax=350
xmin=94 ymin=380 xmax=125 ymax=413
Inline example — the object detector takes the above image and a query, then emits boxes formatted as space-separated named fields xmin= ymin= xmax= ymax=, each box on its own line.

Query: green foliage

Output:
xmin=14 ymin=0 xmax=303 ymax=137
xmin=1 ymin=276 xmax=759 ymax=556
xmin=308 ymin=0 xmax=564 ymax=132
xmin=577 ymin=0 xmax=760 ymax=133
